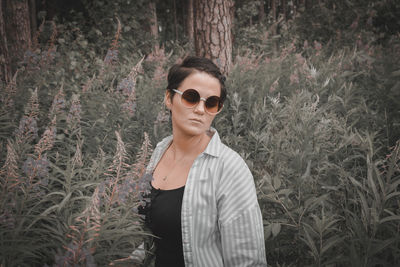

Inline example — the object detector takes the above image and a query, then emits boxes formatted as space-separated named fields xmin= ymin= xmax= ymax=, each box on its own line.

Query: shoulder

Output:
xmin=151 ymin=135 xmax=172 ymax=158
xmin=146 ymin=135 xmax=172 ymax=173
xmin=214 ymin=143 xmax=257 ymax=204
xmin=218 ymin=143 xmax=252 ymax=180
xmin=155 ymin=135 xmax=173 ymax=150
xmin=204 ymin=129 xmax=252 ymax=183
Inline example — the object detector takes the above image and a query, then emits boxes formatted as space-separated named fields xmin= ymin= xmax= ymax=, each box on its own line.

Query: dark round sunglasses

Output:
xmin=172 ymin=89 xmax=223 ymax=114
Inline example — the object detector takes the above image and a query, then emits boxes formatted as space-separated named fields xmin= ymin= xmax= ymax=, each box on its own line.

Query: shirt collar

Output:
xmin=203 ymin=127 xmax=222 ymax=158
xmin=157 ymin=127 xmax=222 ymax=158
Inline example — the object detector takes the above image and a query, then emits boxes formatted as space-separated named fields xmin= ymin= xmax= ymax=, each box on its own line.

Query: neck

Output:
xmin=170 ymin=130 xmax=209 ymax=159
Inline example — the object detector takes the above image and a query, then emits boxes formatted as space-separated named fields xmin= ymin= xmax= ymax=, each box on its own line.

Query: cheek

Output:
xmin=171 ymin=105 xmax=188 ymax=120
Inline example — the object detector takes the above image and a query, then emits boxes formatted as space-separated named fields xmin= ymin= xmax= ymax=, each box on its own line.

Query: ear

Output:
xmin=165 ymin=90 xmax=172 ymax=110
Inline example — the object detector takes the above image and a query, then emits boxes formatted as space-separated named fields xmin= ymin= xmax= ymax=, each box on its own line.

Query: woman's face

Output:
xmin=166 ymin=71 xmax=221 ymax=138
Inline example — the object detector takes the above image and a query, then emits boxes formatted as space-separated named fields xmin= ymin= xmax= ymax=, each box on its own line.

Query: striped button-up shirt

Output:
xmin=145 ymin=128 xmax=267 ymax=266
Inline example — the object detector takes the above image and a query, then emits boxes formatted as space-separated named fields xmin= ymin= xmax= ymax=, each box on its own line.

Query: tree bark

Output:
xmin=148 ymin=0 xmax=159 ymax=52
xmin=173 ymin=0 xmax=178 ymax=41
xmin=305 ymin=0 xmax=311 ymax=10
xmin=282 ymin=0 xmax=287 ymax=21
xmin=259 ymin=0 xmax=266 ymax=23
xmin=271 ymin=0 xmax=277 ymax=21
xmin=194 ymin=0 xmax=233 ymax=74
xmin=29 ymin=0 xmax=36 ymax=38
xmin=4 ymin=0 xmax=31 ymax=76
xmin=186 ymin=0 xmax=194 ymax=48
xmin=271 ymin=0 xmax=278 ymax=53
xmin=0 ymin=0 xmax=11 ymax=82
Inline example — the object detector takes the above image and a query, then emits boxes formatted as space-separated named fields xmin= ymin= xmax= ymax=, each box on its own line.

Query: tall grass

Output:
xmin=1 ymin=15 xmax=400 ymax=267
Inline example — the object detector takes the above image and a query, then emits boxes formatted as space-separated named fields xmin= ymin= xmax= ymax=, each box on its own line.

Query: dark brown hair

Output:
xmin=166 ymin=56 xmax=227 ymax=104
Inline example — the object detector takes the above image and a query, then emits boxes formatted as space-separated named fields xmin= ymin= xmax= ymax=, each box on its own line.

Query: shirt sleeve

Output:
xmin=217 ymin=152 xmax=267 ymax=266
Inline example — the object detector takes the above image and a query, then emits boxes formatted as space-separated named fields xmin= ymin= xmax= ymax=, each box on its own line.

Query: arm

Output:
xmin=219 ymin=205 xmax=266 ymax=266
xmin=217 ymin=155 xmax=267 ymax=266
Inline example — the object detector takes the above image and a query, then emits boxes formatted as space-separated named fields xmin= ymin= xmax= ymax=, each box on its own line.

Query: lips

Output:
xmin=189 ymin=118 xmax=203 ymax=124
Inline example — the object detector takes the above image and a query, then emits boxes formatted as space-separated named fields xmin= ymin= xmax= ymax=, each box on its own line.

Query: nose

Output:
xmin=194 ymin=99 xmax=206 ymax=114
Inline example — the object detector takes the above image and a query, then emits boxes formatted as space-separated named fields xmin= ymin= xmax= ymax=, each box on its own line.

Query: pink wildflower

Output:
xmin=103 ymin=18 xmax=121 ymax=66
xmin=1 ymin=141 xmax=19 ymax=189
xmin=22 ymin=154 xmax=50 ymax=179
xmin=314 ymin=41 xmax=322 ymax=55
xmin=2 ymin=70 xmax=19 ymax=108
xmin=117 ymin=78 xmax=136 ymax=96
xmin=35 ymin=116 xmax=56 ymax=156
xmin=15 ymin=88 xmax=40 ymax=144
xmin=117 ymin=57 xmax=144 ymax=117
xmin=350 ymin=16 xmax=359 ymax=30
xmin=67 ymin=95 xmax=82 ymax=130
xmin=269 ymin=78 xmax=279 ymax=93
xmin=303 ymin=40 xmax=309 ymax=49
xmin=122 ymin=96 xmax=137 ymax=118
xmin=15 ymin=116 xmax=38 ymax=142
xmin=22 ymin=49 xmax=41 ymax=69
xmin=104 ymin=49 xmax=119 ymax=65
xmin=295 ymin=53 xmax=305 ymax=65
xmin=72 ymin=139 xmax=84 ymax=168
xmin=49 ymin=86 xmax=66 ymax=119
xmin=290 ymin=71 xmax=300 ymax=85
xmin=356 ymin=36 xmax=363 ymax=48
xmin=26 ymin=87 xmax=40 ymax=118
xmin=82 ymin=74 xmax=95 ymax=93
xmin=153 ymin=64 xmax=167 ymax=85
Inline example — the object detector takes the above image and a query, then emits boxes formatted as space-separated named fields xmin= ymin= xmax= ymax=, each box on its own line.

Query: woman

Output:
xmin=140 ymin=56 xmax=267 ymax=266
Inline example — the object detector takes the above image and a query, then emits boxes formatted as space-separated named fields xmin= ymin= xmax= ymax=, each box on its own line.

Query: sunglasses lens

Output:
xmin=179 ymin=89 xmax=222 ymax=114
xmin=181 ymin=89 xmax=200 ymax=107
xmin=205 ymin=96 xmax=221 ymax=113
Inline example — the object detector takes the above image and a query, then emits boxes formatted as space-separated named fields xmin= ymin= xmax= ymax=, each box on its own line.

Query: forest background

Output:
xmin=1 ymin=0 xmax=400 ymax=266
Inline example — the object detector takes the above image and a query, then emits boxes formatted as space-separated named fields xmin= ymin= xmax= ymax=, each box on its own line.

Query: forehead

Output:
xmin=179 ymin=71 xmax=221 ymax=97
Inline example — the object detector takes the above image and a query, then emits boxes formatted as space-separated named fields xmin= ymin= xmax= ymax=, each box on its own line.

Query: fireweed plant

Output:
xmin=1 ymin=9 xmax=400 ymax=267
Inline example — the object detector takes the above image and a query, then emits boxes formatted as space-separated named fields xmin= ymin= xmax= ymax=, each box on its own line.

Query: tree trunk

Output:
xmin=259 ymin=0 xmax=265 ymax=23
xmin=29 ymin=0 xmax=36 ymax=38
xmin=0 ymin=0 xmax=11 ymax=82
xmin=271 ymin=0 xmax=277 ymax=21
xmin=4 ymin=0 xmax=31 ymax=76
xmin=173 ymin=0 xmax=178 ymax=41
xmin=271 ymin=0 xmax=278 ymax=53
xmin=186 ymin=0 xmax=194 ymax=48
xmin=282 ymin=0 xmax=287 ymax=21
xmin=194 ymin=0 xmax=233 ymax=74
xmin=148 ymin=0 xmax=159 ymax=52
xmin=292 ymin=0 xmax=297 ymax=18
xmin=305 ymin=0 xmax=311 ymax=10
xmin=229 ymin=0 xmax=235 ymax=45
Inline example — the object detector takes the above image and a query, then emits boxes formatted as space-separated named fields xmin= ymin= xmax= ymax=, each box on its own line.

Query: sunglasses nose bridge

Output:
xmin=199 ymin=96 xmax=207 ymax=103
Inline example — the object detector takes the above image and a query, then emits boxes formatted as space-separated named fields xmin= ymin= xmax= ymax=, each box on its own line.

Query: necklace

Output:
xmin=162 ymin=144 xmax=187 ymax=181
xmin=161 ymin=136 xmax=205 ymax=181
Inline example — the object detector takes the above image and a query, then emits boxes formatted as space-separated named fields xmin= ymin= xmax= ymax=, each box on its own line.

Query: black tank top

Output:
xmin=145 ymin=182 xmax=186 ymax=267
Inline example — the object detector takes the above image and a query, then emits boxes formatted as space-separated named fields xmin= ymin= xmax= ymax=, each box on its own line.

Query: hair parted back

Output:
xmin=166 ymin=56 xmax=227 ymax=104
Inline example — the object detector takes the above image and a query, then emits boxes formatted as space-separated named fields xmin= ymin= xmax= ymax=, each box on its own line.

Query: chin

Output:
xmin=181 ymin=124 xmax=209 ymax=137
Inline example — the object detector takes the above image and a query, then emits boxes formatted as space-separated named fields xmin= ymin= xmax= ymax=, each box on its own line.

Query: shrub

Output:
xmin=1 ymin=6 xmax=399 ymax=266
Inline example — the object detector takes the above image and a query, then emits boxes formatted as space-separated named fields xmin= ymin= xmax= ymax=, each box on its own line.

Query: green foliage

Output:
xmin=80 ymin=0 xmax=156 ymax=54
xmin=216 ymin=33 xmax=400 ymax=265
xmin=0 ymin=25 xmax=168 ymax=265
xmin=1 ymin=1 xmax=400 ymax=266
